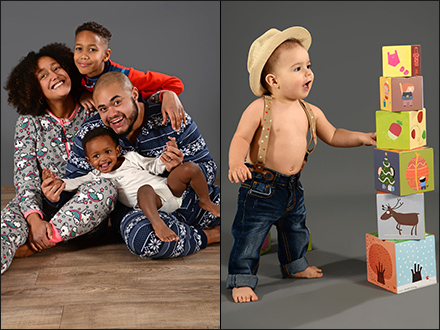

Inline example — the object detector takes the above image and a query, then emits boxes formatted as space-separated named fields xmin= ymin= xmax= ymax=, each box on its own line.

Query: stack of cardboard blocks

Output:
xmin=366 ymin=44 xmax=437 ymax=293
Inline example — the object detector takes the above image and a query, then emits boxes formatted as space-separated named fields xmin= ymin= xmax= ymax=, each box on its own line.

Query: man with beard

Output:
xmin=63 ymin=71 xmax=220 ymax=258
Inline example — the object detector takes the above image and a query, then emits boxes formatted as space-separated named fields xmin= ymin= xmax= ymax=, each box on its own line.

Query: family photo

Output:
xmin=1 ymin=1 xmax=220 ymax=329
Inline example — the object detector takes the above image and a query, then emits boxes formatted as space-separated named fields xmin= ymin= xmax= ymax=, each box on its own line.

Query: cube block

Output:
xmin=379 ymin=76 xmax=423 ymax=111
xmin=376 ymin=109 xmax=426 ymax=150
xmin=260 ymin=231 xmax=271 ymax=255
xmin=366 ymin=232 xmax=437 ymax=294
xmin=260 ymin=231 xmax=312 ymax=255
xmin=382 ymin=45 xmax=421 ymax=77
xmin=376 ymin=191 xmax=425 ymax=240
xmin=374 ymin=147 xmax=435 ymax=196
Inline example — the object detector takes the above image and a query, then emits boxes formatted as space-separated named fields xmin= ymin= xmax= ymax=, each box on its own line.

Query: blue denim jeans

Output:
xmin=226 ymin=164 xmax=310 ymax=290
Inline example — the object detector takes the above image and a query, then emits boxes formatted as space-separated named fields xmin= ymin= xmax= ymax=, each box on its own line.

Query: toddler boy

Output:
xmin=226 ymin=26 xmax=376 ymax=303
xmin=42 ymin=126 xmax=220 ymax=242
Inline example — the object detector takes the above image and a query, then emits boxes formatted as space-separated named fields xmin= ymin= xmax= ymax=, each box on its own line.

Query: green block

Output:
xmin=260 ymin=231 xmax=271 ymax=255
xmin=307 ymin=231 xmax=312 ymax=251
xmin=376 ymin=109 xmax=426 ymax=150
xmin=260 ymin=231 xmax=312 ymax=255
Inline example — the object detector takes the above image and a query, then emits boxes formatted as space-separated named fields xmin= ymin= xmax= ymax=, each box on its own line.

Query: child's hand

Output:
xmin=362 ymin=132 xmax=377 ymax=147
xmin=42 ymin=167 xmax=56 ymax=181
xmin=166 ymin=136 xmax=178 ymax=149
xmin=41 ymin=175 xmax=66 ymax=203
xmin=161 ymin=91 xmax=187 ymax=131
xmin=79 ymin=91 xmax=96 ymax=115
xmin=228 ymin=164 xmax=252 ymax=183
xmin=161 ymin=138 xmax=184 ymax=172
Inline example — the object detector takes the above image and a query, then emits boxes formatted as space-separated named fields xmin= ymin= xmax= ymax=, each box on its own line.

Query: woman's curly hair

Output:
xmin=4 ymin=42 xmax=82 ymax=116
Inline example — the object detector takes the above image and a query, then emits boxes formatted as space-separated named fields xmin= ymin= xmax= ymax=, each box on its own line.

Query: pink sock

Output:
xmin=49 ymin=221 xmax=63 ymax=243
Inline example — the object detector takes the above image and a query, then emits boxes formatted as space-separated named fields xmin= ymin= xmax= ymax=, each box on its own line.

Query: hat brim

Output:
xmin=248 ymin=26 xmax=312 ymax=97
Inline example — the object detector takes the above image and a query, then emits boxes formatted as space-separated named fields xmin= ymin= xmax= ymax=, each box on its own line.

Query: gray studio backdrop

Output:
xmin=1 ymin=1 xmax=220 ymax=186
xmin=221 ymin=1 xmax=439 ymax=199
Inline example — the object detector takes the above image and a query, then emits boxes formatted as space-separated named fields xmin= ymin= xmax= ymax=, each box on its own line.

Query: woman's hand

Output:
xmin=26 ymin=213 xmax=55 ymax=251
xmin=161 ymin=91 xmax=187 ymax=131
xmin=79 ymin=90 xmax=96 ymax=115
xmin=41 ymin=170 xmax=66 ymax=203
xmin=160 ymin=137 xmax=184 ymax=171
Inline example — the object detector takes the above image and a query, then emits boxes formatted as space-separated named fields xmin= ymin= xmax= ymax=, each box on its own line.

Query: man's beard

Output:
xmin=116 ymin=97 xmax=139 ymax=137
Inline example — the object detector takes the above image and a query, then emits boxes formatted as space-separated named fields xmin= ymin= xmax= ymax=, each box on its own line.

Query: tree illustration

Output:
xmin=411 ymin=263 xmax=422 ymax=282
xmin=377 ymin=153 xmax=395 ymax=187
xmin=368 ymin=243 xmax=393 ymax=284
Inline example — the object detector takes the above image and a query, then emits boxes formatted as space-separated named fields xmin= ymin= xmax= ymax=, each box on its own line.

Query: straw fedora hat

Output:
xmin=247 ymin=26 xmax=312 ymax=96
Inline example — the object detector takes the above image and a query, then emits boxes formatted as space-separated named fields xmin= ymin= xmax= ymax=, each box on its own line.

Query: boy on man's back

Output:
xmin=74 ymin=21 xmax=185 ymax=130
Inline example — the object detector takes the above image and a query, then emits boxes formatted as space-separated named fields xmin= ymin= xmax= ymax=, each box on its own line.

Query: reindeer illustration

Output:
xmin=380 ymin=198 xmax=419 ymax=235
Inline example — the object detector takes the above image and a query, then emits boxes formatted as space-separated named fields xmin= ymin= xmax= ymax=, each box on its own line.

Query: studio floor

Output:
xmin=220 ymin=191 xmax=439 ymax=329
xmin=1 ymin=185 xmax=220 ymax=329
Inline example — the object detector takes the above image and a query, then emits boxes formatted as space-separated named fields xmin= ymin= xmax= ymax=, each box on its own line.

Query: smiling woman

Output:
xmin=5 ymin=43 xmax=82 ymax=116
xmin=1 ymin=43 xmax=118 ymax=274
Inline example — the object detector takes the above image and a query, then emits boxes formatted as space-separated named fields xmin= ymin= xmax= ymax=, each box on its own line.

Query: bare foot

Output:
xmin=203 ymin=225 xmax=220 ymax=245
xmin=232 ymin=286 xmax=259 ymax=303
xmin=153 ymin=223 xmax=179 ymax=242
xmin=199 ymin=200 xmax=220 ymax=217
xmin=292 ymin=265 xmax=323 ymax=278
xmin=15 ymin=242 xmax=38 ymax=258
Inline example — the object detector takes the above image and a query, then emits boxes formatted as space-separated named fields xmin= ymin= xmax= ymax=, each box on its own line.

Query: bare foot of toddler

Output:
xmin=199 ymin=200 xmax=220 ymax=217
xmin=292 ymin=265 xmax=323 ymax=278
xmin=232 ymin=286 xmax=259 ymax=303
xmin=203 ymin=225 xmax=220 ymax=245
xmin=153 ymin=224 xmax=179 ymax=242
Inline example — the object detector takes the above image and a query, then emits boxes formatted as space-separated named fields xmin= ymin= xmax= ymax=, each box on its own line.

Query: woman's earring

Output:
xmin=39 ymin=98 xmax=44 ymax=105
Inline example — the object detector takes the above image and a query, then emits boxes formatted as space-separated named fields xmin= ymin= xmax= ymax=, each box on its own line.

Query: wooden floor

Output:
xmin=1 ymin=184 xmax=220 ymax=329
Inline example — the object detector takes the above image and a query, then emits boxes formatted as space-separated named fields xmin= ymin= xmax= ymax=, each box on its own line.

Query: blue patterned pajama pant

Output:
xmin=113 ymin=182 xmax=220 ymax=259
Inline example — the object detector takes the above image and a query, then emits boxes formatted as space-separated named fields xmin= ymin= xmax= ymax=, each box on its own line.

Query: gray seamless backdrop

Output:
xmin=221 ymin=1 xmax=439 ymax=199
xmin=1 ymin=1 xmax=220 ymax=185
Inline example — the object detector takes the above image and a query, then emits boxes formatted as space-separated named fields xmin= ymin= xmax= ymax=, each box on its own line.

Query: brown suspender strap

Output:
xmin=298 ymin=99 xmax=317 ymax=171
xmin=252 ymin=96 xmax=317 ymax=176
xmin=253 ymin=95 xmax=273 ymax=174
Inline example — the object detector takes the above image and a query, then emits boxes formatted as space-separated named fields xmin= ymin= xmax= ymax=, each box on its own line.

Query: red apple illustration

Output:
xmin=417 ymin=111 xmax=423 ymax=123
xmin=388 ymin=121 xmax=402 ymax=140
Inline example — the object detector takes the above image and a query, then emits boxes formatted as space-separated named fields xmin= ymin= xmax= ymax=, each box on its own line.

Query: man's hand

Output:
xmin=160 ymin=137 xmax=184 ymax=171
xmin=161 ymin=91 xmax=187 ymax=131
